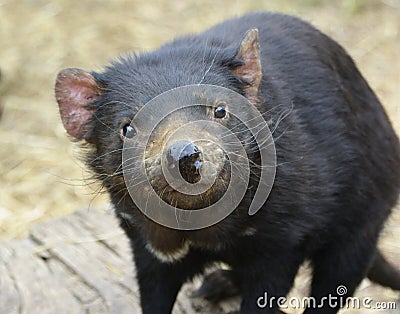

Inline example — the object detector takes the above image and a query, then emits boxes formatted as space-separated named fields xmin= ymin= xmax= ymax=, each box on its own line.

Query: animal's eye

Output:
xmin=214 ymin=106 xmax=226 ymax=119
xmin=120 ymin=122 xmax=136 ymax=139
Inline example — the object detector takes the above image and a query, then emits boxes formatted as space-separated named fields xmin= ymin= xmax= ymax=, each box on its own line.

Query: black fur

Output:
xmin=77 ymin=12 xmax=399 ymax=313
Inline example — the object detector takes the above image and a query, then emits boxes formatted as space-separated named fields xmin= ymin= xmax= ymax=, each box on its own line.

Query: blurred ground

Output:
xmin=0 ymin=0 xmax=398 ymax=259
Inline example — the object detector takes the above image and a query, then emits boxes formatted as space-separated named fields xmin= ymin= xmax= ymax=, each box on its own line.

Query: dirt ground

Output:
xmin=0 ymin=0 xmax=399 ymax=286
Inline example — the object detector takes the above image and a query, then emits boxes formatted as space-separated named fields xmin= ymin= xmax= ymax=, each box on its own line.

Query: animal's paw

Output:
xmin=191 ymin=269 xmax=240 ymax=303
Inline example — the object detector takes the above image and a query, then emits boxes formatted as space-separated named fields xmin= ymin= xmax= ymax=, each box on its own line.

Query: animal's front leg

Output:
xmin=235 ymin=250 xmax=305 ymax=314
xmin=130 ymin=236 xmax=209 ymax=314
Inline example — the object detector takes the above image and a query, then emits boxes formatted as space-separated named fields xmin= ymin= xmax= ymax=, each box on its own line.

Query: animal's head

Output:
xmin=55 ymin=29 xmax=264 ymax=229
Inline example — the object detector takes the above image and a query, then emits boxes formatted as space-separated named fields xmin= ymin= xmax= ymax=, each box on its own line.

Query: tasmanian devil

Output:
xmin=55 ymin=12 xmax=400 ymax=314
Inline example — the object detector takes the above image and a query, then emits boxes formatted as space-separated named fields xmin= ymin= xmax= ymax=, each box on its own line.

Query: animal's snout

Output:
xmin=167 ymin=140 xmax=202 ymax=184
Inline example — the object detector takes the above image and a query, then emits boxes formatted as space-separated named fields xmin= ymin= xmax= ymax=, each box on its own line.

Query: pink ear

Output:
xmin=232 ymin=29 xmax=262 ymax=102
xmin=55 ymin=68 xmax=102 ymax=141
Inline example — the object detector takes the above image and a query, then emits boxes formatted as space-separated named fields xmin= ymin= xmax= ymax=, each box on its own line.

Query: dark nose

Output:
xmin=167 ymin=140 xmax=202 ymax=184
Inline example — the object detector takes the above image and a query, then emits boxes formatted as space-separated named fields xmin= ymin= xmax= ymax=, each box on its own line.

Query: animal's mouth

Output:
xmin=144 ymin=140 xmax=229 ymax=210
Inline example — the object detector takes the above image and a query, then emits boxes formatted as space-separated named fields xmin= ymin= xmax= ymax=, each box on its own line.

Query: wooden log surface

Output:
xmin=0 ymin=209 xmax=232 ymax=314
xmin=0 ymin=208 xmax=398 ymax=314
